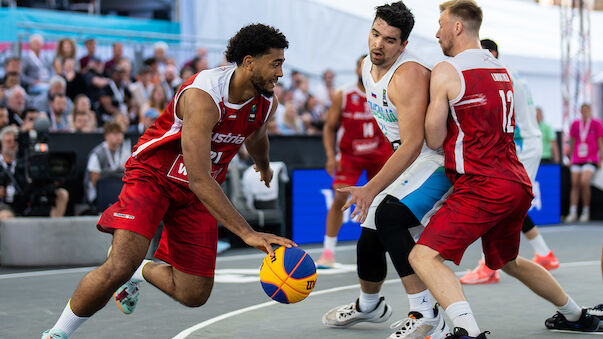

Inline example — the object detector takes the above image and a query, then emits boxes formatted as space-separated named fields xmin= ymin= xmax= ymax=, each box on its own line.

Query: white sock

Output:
xmin=557 ymin=296 xmax=582 ymax=322
xmin=582 ymin=206 xmax=590 ymax=215
xmin=323 ymin=236 xmax=337 ymax=254
xmin=408 ymin=290 xmax=434 ymax=318
xmin=51 ymin=300 xmax=89 ymax=337
xmin=569 ymin=205 xmax=577 ymax=215
xmin=358 ymin=291 xmax=380 ymax=312
xmin=132 ymin=259 xmax=152 ymax=282
xmin=446 ymin=301 xmax=480 ymax=337
xmin=529 ymin=234 xmax=551 ymax=257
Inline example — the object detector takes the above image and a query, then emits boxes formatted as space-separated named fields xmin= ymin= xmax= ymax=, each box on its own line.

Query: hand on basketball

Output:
xmin=242 ymin=230 xmax=297 ymax=257
xmin=254 ymin=164 xmax=273 ymax=188
xmin=337 ymin=185 xmax=376 ymax=224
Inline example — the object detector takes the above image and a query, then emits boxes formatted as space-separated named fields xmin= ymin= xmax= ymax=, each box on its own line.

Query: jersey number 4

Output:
xmin=499 ymin=90 xmax=514 ymax=133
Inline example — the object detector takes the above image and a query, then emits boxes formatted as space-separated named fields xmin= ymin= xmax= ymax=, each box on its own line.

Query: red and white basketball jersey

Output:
xmin=443 ymin=49 xmax=530 ymax=187
xmin=337 ymin=82 xmax=391 ymax=157
xmin=129 ymin=64 xmax=272 ymax=185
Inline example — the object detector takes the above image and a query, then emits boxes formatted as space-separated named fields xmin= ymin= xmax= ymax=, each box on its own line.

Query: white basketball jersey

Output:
xmin=362 ymin=48 xmax=436 ymax=155
xmin=508 ymin=68 xmax=541 ymax=143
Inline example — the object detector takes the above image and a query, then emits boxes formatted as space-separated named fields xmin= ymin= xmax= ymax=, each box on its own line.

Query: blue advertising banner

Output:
xmin=291 ymin=164 xmax=561 ymax=244
xmin=291 ymin=169 xmax=366 ymax=244
xmin=528 ymin=164 xmax=561 ymax=225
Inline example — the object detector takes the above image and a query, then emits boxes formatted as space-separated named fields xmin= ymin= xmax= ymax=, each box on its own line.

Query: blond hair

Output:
xmin=440 ymin=0 xmax=483 ymax=34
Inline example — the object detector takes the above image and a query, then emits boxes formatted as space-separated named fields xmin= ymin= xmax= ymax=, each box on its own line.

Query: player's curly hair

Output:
xmin=374 ymin=2 xmax=415 ymax=42
xmin=225 ymin=24 xmax=289 ymax=65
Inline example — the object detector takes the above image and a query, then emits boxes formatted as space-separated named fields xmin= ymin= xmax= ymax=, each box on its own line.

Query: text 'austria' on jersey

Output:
xmin=211 ymin=132 xmax=245 ymax=144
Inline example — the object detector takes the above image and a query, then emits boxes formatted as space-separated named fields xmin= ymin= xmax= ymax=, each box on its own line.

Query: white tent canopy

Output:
xmin=180 ymin=0 xmax=603 ymax=129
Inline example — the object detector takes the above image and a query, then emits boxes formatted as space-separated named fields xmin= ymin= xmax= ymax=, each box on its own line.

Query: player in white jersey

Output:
xmin=459 ymin=39 xmax=559 ymax=285
xmin=322 ymin=3 xmax=451 ymax=339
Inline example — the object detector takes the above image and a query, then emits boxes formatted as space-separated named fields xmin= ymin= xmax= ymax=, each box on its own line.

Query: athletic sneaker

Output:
xmin=388 ymin=305 xmax=449 ymax=339
xmin=579 ymin=211 xmax=590 ymax=222
xmin=445 ymin=327 xmax=489 ymax=338
xmin=41 ymin=329 xmax=68 ymax=339
xmin=114 ymin=279 xmax=140 ymax=314
xmin=545 ymin=308 xmax=600 ymax=332
xmin=322 ymin=296 xmax=392 ymax=328
xmin=532 ymin=251 xmax=560 ymax=271
xmin=316 ymin=249 xmax=336 ymax=269
xmin=586 ymin=304 xmax=603 ymax=329
xmin=565 ymin=212 xmax=577 ymax=223
xmin=459 ymin=260 xmax=500 ymax=285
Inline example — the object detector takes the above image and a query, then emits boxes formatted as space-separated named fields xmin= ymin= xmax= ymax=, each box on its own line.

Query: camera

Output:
xmin=17 ymin=117 xmax=76 ymax=216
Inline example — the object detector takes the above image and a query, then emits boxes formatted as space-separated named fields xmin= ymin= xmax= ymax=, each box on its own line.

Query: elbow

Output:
xmin=425 ymin=136 xmax=443 ymax=150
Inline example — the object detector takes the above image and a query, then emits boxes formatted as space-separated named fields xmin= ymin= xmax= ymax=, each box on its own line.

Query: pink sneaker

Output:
xmin=316 ymin=249 xmax=335 ymax=269
xmin=532 ymin=251 xmax=560 ymax=271
xmin=460 ymin=259 xmax=500 ymax=285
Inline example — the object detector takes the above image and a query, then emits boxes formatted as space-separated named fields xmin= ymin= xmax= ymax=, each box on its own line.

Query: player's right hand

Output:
xmin=325 ymin=158 xmax=340 ymax=177
xmin=241 ymin=230 xmax=297 ymax=257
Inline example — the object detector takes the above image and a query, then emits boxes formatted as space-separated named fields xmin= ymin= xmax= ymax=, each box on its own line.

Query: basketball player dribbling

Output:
xmin=408 ymin=1 xmax=599 ymax=338
xmin=42 ymin=24 xmax=296 ymax=339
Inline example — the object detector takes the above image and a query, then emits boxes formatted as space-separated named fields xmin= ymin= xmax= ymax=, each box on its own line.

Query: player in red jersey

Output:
xmin=316 ymin=55 xmax=393 ymax=268
xmin=42 ymin=24 xmax=296 ymax=339
xmin=407 ymin=1 xmax=599 ymax=338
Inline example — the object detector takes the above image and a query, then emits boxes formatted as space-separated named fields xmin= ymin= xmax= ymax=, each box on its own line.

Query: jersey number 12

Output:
xmin=499 ymin=90 xmax=514 ymax=133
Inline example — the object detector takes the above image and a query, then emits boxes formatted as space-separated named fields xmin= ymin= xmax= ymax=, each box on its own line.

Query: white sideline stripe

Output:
xmin=0 ymin=246 xmax=358 ymax=280
xmin=0 ymin=267 xmax=95 ymax=280
xmin=172 ymin=260 xmax=601 ymax=338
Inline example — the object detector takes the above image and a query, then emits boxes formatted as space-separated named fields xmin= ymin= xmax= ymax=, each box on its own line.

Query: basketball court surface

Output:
xmin=2 ymin=223 xmax=602 ymax=338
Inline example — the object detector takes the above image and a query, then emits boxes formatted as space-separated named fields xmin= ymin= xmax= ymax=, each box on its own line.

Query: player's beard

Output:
xmin=250 ymin=72 xmax=274 ymax=97
xmin=440 ymin=39 xmax=454 ymax=57
xmin=369 ymin=49 xmax=385 ymax=66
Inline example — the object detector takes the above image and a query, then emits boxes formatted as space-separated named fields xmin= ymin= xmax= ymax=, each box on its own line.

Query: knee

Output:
xmin=178 ymin=288 xmax=212 ymax=308
xmin=408 ymin=245 xmax=432 ymax=267
xmin=501 ymin=259 xmax=519 ymax=276
xmin=580 ymin=177 xmax=592 ymax=189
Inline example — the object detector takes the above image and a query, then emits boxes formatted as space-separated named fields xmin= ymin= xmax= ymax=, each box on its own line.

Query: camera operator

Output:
xmin=1 ymin=121 xmax=70 ymax=217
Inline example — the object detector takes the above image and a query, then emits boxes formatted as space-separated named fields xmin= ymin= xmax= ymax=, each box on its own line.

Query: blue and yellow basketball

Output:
xmin=259 ymin=246 xmax=317 ymax=304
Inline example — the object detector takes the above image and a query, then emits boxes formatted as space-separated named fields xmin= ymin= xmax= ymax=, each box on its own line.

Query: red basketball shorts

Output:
xmin=417 ymin=175 xmax=533 ymax=270
xmin=332 ymin=153 xmax=389 ymax=187
xmin=98 ymin=165 xmax=218 ymax=277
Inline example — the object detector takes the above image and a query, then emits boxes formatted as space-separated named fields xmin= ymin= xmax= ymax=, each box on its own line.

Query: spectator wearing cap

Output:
xmin=129 ymin=107 xmax=159 ymax=134
xmin=103 ymin=42 xmax=124 ymax=76
xmin=85 ymin=120 xmax=131 ymax=203
xmin=33 ymin=75 xmax=74 ymax=115
xmin=79 ymin=38 xmax=97 ymax=71
xmin=5 ymin=86 xmax=27 ymax=126
xmin=21 ymin=34 xmax=53 ymax=94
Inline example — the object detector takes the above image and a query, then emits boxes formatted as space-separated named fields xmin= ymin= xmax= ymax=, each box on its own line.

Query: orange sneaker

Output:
xmin=459 ymin=259 xmax=500 ymax=285
xmin=532 ymin=251 xmax=560 ymax=271
xmin=316 ymin=249 xmax=336 ymax=269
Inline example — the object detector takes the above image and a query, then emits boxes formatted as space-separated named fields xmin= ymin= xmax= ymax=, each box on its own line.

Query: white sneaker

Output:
xmin=387 ymin=305 xmax=449 ymax=339
xmin=579 ymin=211 xmax=590 ymax=222
xmin=565 ymin=212 xmax=577 ymax=223
xmin=322 ymin=297 xmax=392 ymax=328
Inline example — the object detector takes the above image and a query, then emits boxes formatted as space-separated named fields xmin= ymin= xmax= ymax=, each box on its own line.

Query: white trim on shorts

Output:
xmin=570 ymin=163 xmax=597 ymax=173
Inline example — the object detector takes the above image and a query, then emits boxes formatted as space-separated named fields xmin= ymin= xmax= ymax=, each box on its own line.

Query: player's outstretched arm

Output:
xmin=322 ymin=89 xmax=344 ymax=177
xmin=341 ymin=62 xmax=429 ymax=223
xmin=178 ymin=89 xmax=295 ymax=255
xmin=425 ymin=61 xmax=458 ymax=150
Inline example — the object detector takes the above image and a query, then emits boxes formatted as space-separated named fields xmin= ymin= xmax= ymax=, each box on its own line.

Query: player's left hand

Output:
xmin=254 ymin=164 xmax=273 ymax=188
xmin=337 ymin=185 xmax=377 ymax=224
